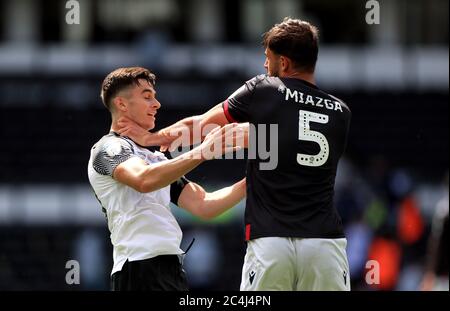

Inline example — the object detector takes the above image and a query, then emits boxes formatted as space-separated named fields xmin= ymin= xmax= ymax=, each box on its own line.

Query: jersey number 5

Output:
xmin=297 ymin=110 xmax=329 ymax=167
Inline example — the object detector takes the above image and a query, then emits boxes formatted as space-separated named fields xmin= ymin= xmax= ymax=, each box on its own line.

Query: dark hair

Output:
xmin=263 ymin=18 xmax=319 ymax=73
xmin=101 ymin=67 xmax=156 ymax=111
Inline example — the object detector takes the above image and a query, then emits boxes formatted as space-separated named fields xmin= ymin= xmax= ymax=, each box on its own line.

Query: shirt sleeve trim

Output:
xmin=222 ymin=99 xmax=238 ymax=123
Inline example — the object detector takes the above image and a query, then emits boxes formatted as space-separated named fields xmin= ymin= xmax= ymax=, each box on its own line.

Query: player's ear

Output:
xmin=113 ymin=96 xmax=128 ymax=112
xmin=280 ymin=56 xmax=289 ymax=72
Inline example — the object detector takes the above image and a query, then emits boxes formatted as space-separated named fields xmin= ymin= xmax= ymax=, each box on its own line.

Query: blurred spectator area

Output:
xmin=0 ymin=0 xmax=448 ymax=45
xmin=0 ymin=0 xmax=448 ymax=89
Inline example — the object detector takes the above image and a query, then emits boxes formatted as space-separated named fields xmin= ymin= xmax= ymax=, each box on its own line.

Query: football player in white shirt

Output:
xmin=88 ymin=67 xmax=246 ymax=291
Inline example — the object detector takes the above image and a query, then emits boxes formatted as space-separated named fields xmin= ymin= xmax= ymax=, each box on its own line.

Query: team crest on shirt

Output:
xmin=104 ymin=141 xmax=122 ymax=157
xmin=249 ymin=270 xmax=256 ymax=285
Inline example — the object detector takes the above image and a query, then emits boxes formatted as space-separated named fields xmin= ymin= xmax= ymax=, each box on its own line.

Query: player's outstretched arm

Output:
xmin=177 ymin=178 xmax=246 ymax=220
xmin=113 ymin=153 xmax=203 ymax=193
xmin=117 ymin=102 xmax=230 ymax=149
xmin=113 ymin=125 xmax=241 ymax=193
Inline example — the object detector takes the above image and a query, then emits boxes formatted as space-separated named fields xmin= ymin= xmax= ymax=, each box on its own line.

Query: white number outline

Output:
xmin=297 ymin=110 xmax=329 ymax=167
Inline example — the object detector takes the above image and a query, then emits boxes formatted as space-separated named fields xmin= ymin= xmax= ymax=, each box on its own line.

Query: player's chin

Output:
xmin=142 ymin=116 xmax=156 ymax=130
xmin=147 ymin=120 xmax=156 ymax=131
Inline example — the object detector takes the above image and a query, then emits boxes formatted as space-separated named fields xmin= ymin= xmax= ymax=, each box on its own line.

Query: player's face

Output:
xmin=126 ymin=79 xmax=161 ymax=131
xmin=264 ymin=48 xmax=281 ymax=77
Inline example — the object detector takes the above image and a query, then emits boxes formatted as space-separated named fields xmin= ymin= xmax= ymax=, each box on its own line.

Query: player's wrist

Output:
xmin=144 ymin=131 xmax=163 ymax=146
xmin=190 ymin=145 xmax=208 ymax=161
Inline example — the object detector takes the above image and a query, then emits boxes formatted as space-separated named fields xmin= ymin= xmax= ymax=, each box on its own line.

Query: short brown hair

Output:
xmin=100 ymin=67 xmax=156 ymax=110
xmin=263 ymin=18 xmax=319 ymax=73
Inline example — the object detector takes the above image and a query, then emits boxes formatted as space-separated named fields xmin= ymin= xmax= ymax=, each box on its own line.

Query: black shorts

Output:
xmin=111 ymin=255 xmax=188 ymax=291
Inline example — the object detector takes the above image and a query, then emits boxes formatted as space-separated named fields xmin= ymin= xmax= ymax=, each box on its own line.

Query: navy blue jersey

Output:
xmin=224 ymin=75 xmax=351 ymax=240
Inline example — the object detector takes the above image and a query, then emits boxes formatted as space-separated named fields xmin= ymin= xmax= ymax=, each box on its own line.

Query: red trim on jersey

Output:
xmin=245 ymin=224 xmax=251 ymax=241
xmin=223 ymin=100 xmax=237 ymax=123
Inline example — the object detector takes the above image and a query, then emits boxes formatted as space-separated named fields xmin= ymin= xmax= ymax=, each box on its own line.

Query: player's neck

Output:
xmin=281 ymin=71 xmax=316 ymax=86
xmin=110 ymin=117 xmax=120 ymax=133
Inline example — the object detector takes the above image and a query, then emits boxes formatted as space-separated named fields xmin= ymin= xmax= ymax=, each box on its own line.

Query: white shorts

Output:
xmin=240 ymin=237 xmax=350 ymax=291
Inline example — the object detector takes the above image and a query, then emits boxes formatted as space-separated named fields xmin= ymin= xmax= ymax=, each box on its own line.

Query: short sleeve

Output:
xmin=224 ymin=75 xmax=265 ymax=123
xmin=92 ymin=138 xmax=135 ymax=177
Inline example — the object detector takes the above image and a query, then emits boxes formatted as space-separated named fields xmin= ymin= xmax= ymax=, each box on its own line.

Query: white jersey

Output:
xmin=87 ymin=132 xmax=184 ymax=275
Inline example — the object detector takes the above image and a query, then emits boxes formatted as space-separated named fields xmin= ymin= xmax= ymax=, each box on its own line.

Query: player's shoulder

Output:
xmin=328 ymin=93 xmax=351 ymax=114
xmin=246 ymin=74 xmax=268 ymax=84
xmin=246 ymin=74 xmax=283 ymax=90
xmin=89 ymin=133 xmax=138 ymax=177
xmin=91 ymin=132 xmax=136 ymax=156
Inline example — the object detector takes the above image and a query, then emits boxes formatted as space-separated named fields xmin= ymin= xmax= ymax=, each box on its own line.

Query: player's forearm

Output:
xmin=138 ymin=150 xmax=204 ymax=193
xmin=146 ymin=115 xmax=199 ymax=146
xmin=155 ymin=103 xmax=230 ymax=147
xmin=200 ymin=178 xmax=246 ymax=219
